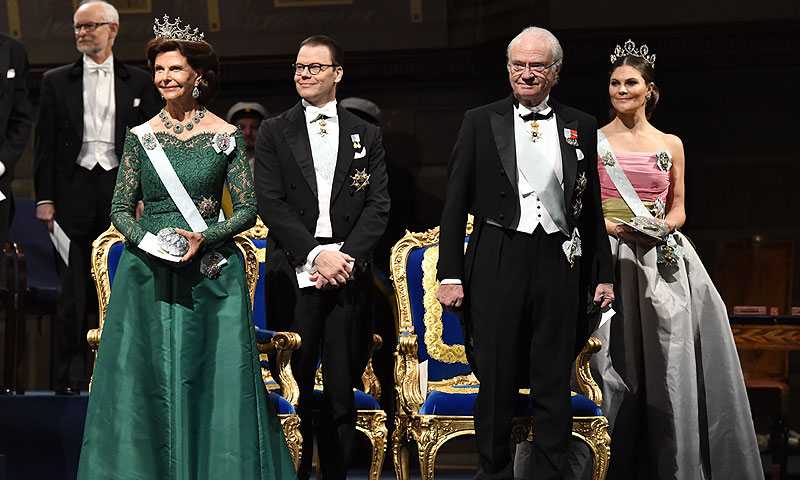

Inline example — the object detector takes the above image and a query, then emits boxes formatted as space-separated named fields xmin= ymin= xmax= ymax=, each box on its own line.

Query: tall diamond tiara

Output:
xmin=610 ymin=39 xmax=656 ymax=67
xmin=153 ymin=14 xmax=205 ymax=43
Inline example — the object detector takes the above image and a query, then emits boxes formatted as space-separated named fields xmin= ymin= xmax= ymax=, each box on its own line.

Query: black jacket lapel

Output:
xmin=66 ymin=58 xmax=84 ymax=140
xmin=489 ymin=95 xmax=518 ymax=197
xmin=330 ymin=105 xmax=358 ymax=201
xmin=282 ymin=102 xmax=317 ymax=196
xmin=554 ymin=103 xmax=578 ymax=217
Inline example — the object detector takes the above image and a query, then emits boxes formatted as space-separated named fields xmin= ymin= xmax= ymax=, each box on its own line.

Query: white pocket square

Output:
xmin=133 ymin=98 xmax=141 ymax=107
xmin=353 ymin=148 xmax=367 ymax=159
xmin=6 ymin=69 xmax=15 ymax=79
xmin=576 ymin=150 xmax=585 ymax=161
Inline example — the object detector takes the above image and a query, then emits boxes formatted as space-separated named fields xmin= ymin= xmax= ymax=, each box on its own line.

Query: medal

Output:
xmin=197 ymin=196 xmax=218 ymax=219
xmin=529 ymin=121 xmax=542 ymax=142
xmin=351 ymin=133 xmax=361 ymax=149
xmin=350 ymin=168 xmax=371 ymax=191
xmin=602 ymin=152 xmax=616 ymax=166
xmin=318 ymin=118 xmax=328 ymax=137
xmin=200 ymin=250 xmax=225 ymax=279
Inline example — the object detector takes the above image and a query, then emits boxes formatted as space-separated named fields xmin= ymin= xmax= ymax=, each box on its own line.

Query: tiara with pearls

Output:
xmin=610 ymin=39 xmax=656 ymax=67
xmin=153 ymin=15 xmax=205 ymax=43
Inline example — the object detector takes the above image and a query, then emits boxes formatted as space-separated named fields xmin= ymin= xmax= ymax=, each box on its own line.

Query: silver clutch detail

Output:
xmin=629 ymin=216 xmax=670 ymax=240
xmin=156 ymin=228 xmax=190 ymax=257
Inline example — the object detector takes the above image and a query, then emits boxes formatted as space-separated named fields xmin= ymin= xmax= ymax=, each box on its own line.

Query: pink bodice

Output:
xmin=598 ymin=152 xmax=670 ymax=202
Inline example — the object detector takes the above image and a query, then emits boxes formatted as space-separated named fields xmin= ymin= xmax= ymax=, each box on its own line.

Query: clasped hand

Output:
xmin=174 ymin=228 xmax=204 ymax=263
xmin=614 ymin=223 xmax=663 ymax=246
xmin=309 ymin=249 xmax=354 ymax=290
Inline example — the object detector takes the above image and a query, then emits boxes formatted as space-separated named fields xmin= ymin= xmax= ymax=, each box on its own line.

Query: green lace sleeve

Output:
xmin=110 ymin=129 xmax=147 ymax=244
xmin=201 ymin=131 xmax=257 ymax=245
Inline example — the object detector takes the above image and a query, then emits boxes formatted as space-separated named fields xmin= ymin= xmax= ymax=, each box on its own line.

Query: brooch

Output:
xmin=572 ymin=198 xmax=583 ymax=219
xmin=564 ymin=128 xmax=578 ymax=147
xmin=350 ymin=168 xmax=371 ymax=191
xmin=200 ymin=251 xmax=225 ymax=279
xmin=650 ymin=198 xmax=666 ymax=219
xmin=575 ymin=172 xmax=587 ymax=195
xmin=601 ymin=152 xmax=616 ymax=166
xmin=656 ymin=150 xmax=672 ymax=172
xmin=141 ymin=132 xmax=158 ymax=151
xmin=351 ymin=133 xmax=362 ymax=150
xmin=197 ymin=196 xmax=218 ymax=219
xmin=211 ymin=132 xmax=236 ymax=155
xmin=156 ymin=227 xmax=189 ymax=256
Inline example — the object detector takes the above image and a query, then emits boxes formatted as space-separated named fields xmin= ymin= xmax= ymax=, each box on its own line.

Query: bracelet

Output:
xmin=613 ymin=224 xmax=623 ymax=238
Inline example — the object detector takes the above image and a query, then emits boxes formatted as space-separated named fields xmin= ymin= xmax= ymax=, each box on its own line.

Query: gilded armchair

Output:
xmin=87 ymin=224 xmax=303 ymax=470
xmin=390 ymin=223 xmax=610 ymax=480
xmin=244 ymin=217 xmax=388 ymax=479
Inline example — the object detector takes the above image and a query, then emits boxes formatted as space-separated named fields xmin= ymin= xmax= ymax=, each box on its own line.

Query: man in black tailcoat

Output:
xmin=34 ymin=0 xmax=159 ymax=395
xmin=436 ymin=26 xmax=614 ymax=480
xmin=254 ymin=35 xmax=389 ymax=480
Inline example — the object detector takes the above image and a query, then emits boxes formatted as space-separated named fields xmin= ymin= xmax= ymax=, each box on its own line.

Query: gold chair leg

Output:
xmin=356 ymin=410 xmax=388 ymax=480
xmin=280 ymin=414 xmax=303 ymax=472
xmin=572 ymin=417 xmax=611 ymax=480
xmin=392 ymin=416 xmax=410 ymax=480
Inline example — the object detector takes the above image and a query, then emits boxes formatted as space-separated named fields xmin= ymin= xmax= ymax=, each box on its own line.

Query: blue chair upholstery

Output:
xmin=390 ymin=222 xmax=611 ymax=480
xmin=88 ymin=224 xmax=303 ymax=471
xmin=244 ymin=216 xmax=388 ymax=480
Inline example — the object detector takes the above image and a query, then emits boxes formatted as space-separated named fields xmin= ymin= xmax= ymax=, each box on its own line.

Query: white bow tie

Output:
xmin=87 ymin=62 xmax=113 ymax=75
xmin=306 ymin=103 xmax=337 ymax=122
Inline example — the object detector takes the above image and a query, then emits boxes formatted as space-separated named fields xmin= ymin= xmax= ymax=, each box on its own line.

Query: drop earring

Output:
xmin=192 ymin=85 xmax=200 ymax=99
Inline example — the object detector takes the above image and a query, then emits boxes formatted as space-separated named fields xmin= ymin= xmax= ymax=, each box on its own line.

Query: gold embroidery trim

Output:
xmin=421 ymin=246 xmax=468 ymax=365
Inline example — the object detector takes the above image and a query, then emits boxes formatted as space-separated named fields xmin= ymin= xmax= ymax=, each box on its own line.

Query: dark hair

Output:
xmin=610 ymin=55 xmax=659 ymax=118
xmin=145 ymin=38 xmax=220 ymax=106
xmin=299 ymin=35 xmax=344 ymax=66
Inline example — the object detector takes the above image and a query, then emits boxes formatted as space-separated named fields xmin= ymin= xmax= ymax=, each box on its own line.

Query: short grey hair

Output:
xmin=506 ymin=26 xmax=563 ymax=65
xmin=76 ymin=0 xmax=119 ymax=24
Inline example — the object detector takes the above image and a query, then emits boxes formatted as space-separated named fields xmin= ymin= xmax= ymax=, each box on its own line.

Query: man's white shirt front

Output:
xmin=78 ymin=54 xmax=117 ymax=171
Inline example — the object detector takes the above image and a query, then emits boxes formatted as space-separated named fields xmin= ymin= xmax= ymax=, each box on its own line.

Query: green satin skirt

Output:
xmin=77 ymin=246 xmax=295 ymax=479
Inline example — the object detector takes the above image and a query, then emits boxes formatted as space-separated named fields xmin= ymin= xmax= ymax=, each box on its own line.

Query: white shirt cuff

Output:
xmin=440 ymin=278 xmax=462 ymax=285
xmin=304 ymin=244 xmax=326 ymax=273
xmin=37 ymin=200 xmax=55 ymax=206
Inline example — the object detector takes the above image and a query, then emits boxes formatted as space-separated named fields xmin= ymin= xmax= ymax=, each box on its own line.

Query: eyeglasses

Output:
xmin=509 ymin=60 xmax=560 ymax=75
xmin=72 ymin=22 xmax=110 ymax=33
xmin=292 ymin=63 xmax=339 ymax=75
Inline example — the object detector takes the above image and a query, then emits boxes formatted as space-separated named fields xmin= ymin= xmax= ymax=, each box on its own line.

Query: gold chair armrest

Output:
xmin=394 ymin=333 xmax=425 ymax=415
xmin=258 ymin=331 xmax=302 ymax=408
xmin=575 ymin=336 xmax=603 ymax=406
xmin=87 ymin=327 xmax=102 ymax=349
xmin=362 ymin=333 xmax=383 ymax=401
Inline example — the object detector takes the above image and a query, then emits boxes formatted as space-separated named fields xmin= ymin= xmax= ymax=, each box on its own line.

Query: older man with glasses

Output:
xmin=254 ymin=34 xmax=389 ymax=480
xmin=34 ymin=0 xmax=158 ymax=396
xmin=436 ymin=26 xmax=614 ymax=479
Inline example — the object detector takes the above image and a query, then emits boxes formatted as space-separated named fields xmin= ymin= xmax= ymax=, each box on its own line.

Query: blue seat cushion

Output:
xmin=269 ymin=391 xmax=296 ymax=415
xmin=419 ymin=386 xmax=602 ymax=417
xmin=255 ymin=327 xmax=275 ymax=344
xmin=312 ymin=388 xmax=381 ymax=410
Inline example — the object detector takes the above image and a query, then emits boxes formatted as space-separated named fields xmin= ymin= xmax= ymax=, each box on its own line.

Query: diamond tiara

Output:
xmin=153 ymin=14 xmax=205 ymax=43
xmin=610 ymin=39 xmax=656 ymax=67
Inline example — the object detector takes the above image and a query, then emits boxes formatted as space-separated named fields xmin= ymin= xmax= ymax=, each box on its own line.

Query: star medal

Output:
xmin=318 ymin=118 xmax=328 ymax=137
xmin=564 ymin=128 xmax=579 ymax=147
xmin=602 ymin=152 xmax=616 ymax=166
xmin=351 ymin=133 xmax=362 ymax=150
xmin=529 ymin=120 xmax=542 ymax=142
xmin=350 ymin=168 xmax=370 ymax=191
xmin=197 ymin=196 xmax=218 ymax=219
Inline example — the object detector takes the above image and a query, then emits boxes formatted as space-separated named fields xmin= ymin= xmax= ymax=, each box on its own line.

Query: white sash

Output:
xmin=134 ymin=122 xmax=208 ymax=232
xmin=596 ymin=130 xmax=652 ymax=219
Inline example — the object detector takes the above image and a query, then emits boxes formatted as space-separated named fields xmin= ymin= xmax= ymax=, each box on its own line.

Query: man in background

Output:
xmin=34 ymin=0 xmax=159 ymax=395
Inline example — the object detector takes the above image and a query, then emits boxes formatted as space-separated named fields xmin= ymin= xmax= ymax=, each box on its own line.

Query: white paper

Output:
xmin=295 ymin=242 xmax=354 ymax=289
xmin=598 ymin=307 xmax=616 ymax=329
xmin=0 ymin=190 xmax=5 ymax=202
xmin=49 ymin=220 xmax=71 ymax=266
xmin=418 ymin=359 xmax=429 ymax=397
xmin=137 ymin=231 xmax=184 ymax=263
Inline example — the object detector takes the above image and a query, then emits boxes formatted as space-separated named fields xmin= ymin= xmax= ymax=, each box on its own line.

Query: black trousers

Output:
xmin=465 ymin=223 xmax=579 ymax=480
xmin=52 ymin=165 xmax=117 ymax=391
xmin=265 ymin=246 xmax=372 ymax=480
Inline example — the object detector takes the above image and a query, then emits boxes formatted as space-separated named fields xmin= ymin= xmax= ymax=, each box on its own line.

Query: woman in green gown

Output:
xmin=77 ymin=17 xmax=295 ymax=479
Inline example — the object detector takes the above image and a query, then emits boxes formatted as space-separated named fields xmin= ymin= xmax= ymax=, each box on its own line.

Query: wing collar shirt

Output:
xmin=78 ymin=54 xmax=117 ymax=171
xmin=511 ymin=96 xmax=563 ymax=234
xmin=302 ymin=99 xmax=341 ymax=271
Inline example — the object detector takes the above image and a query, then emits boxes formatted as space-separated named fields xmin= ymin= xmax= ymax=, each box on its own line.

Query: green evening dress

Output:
xmin=76 ymin=129 xmax=295 ymax=479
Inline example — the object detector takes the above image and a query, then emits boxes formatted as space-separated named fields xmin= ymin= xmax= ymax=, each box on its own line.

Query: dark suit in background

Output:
xmin=0 ymin=33 xmax=32 ymax=254
xmin=255 ymin=102 xmax=389 ymax=479
xmin=34 ymin=58 xmax=158 ymax=392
